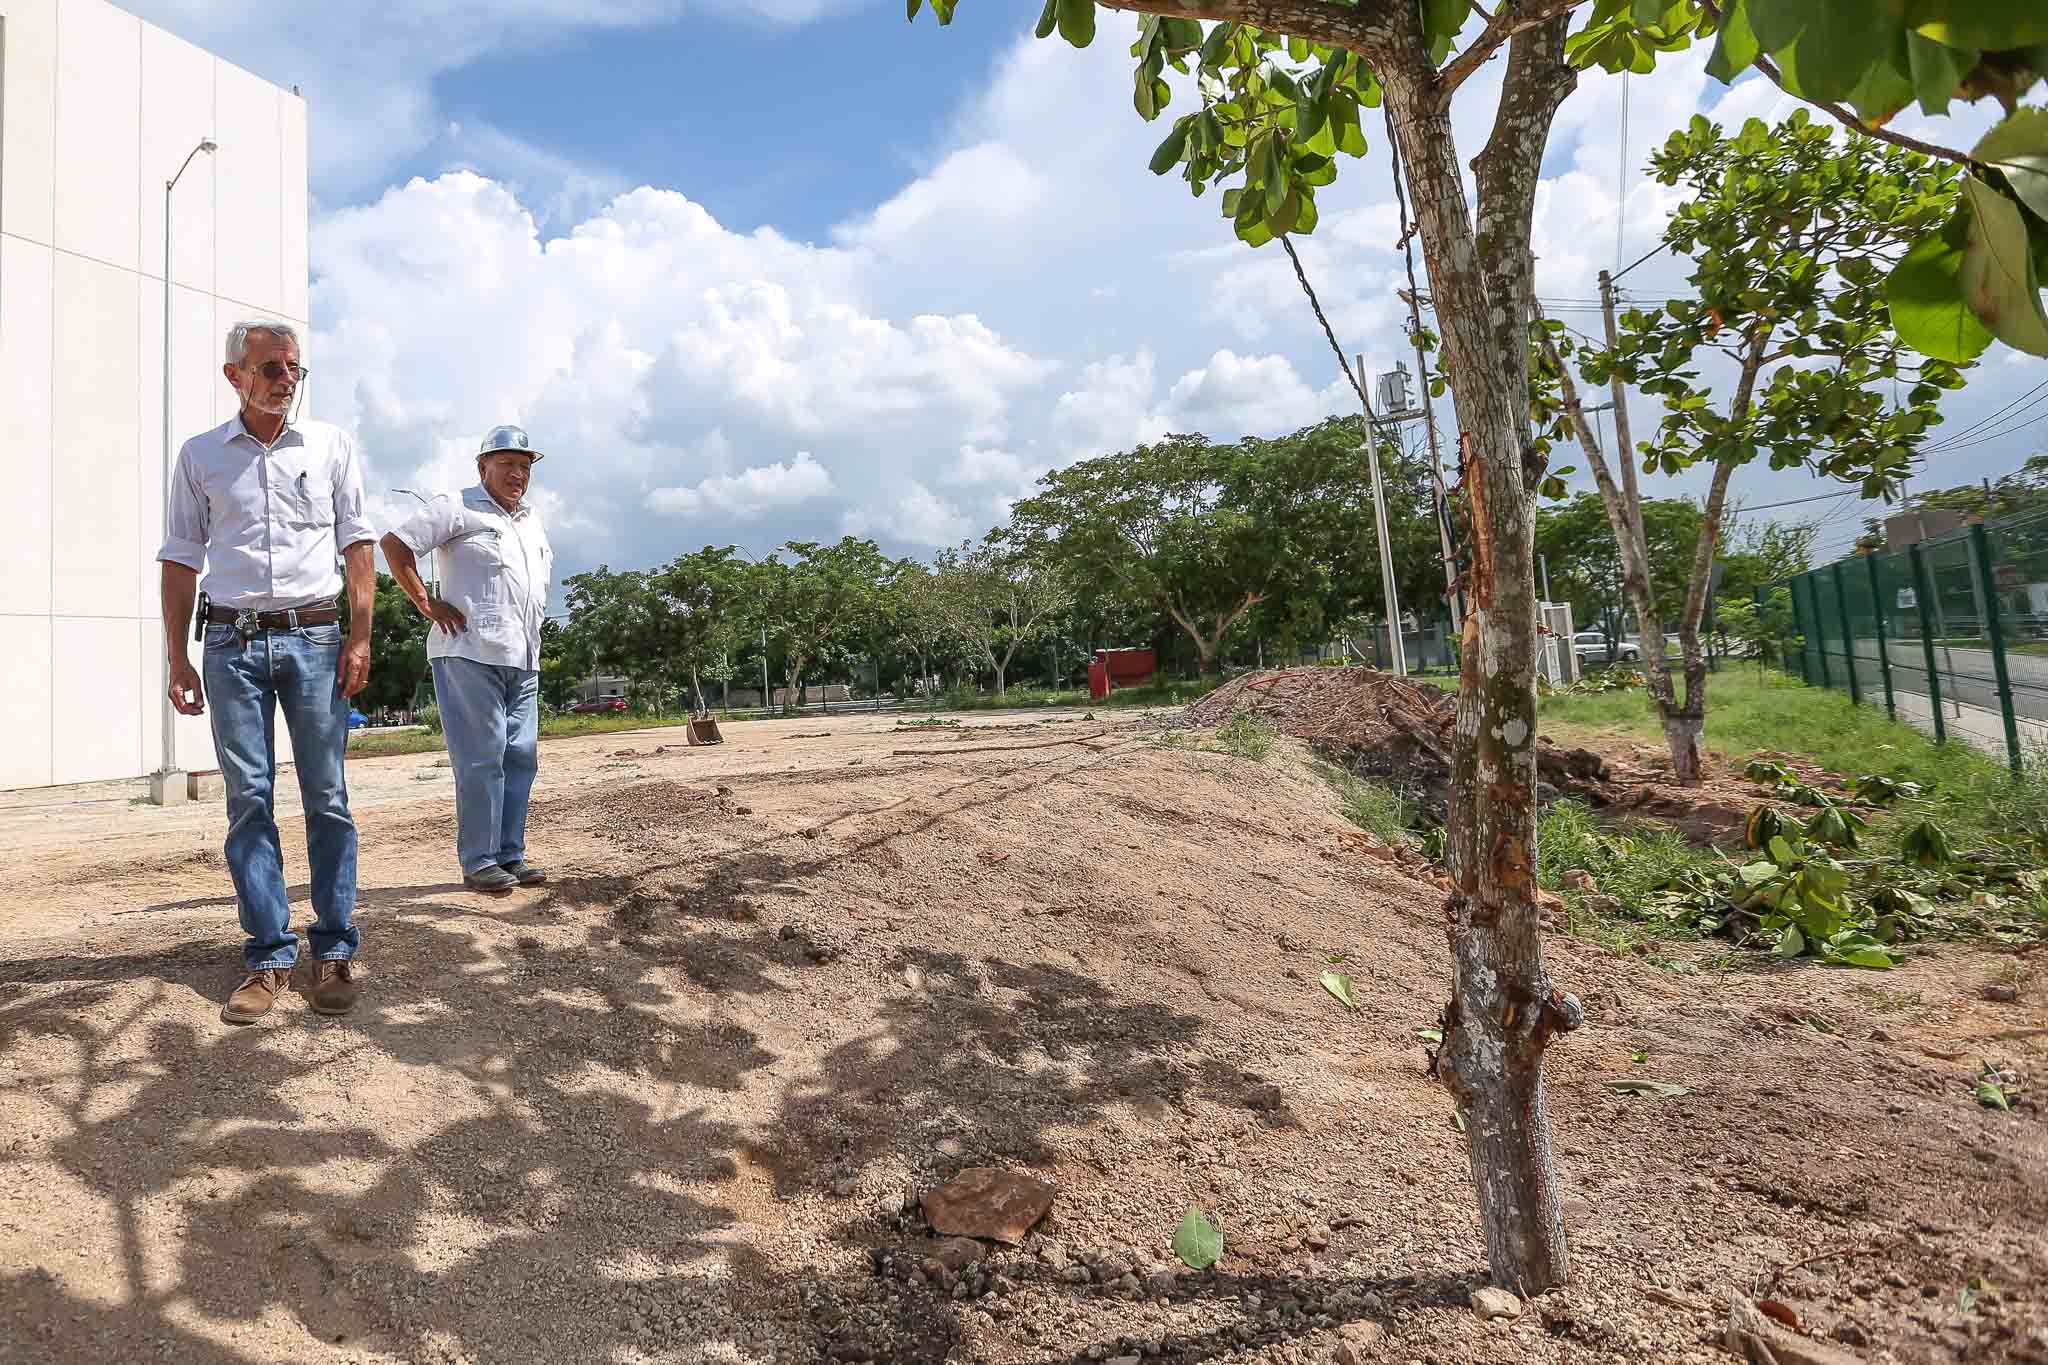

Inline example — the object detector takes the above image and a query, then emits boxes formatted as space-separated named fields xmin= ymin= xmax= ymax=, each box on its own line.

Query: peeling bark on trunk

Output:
xmin=1381 ymin=17 xmax=1584 ymax=1296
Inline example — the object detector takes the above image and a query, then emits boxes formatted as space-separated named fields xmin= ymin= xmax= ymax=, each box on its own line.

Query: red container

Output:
xmin=1090 ymin=648 xmax=1156 ymax=699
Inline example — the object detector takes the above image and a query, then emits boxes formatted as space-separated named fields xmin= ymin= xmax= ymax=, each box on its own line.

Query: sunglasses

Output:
xmin=253 ymin=361 xmax=308 ymax=382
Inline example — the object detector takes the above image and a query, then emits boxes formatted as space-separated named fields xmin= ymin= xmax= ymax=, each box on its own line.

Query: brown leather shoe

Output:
xmin=310 ymin=960 xmax=361 ymax=1016
xmin=221 ymin=968 xmax=288 ymax=1025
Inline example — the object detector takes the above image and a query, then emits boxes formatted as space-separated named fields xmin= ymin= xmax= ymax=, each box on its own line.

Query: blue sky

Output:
xmin=124 ymin=1 xmax=2048 ymax=587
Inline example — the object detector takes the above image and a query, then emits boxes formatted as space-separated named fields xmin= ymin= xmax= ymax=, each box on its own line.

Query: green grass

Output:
xmin=1321 ymin=767 xmax=1417 ymax=844
xmin=1214 ymin=712 xmax=1277 ymax=762
xmin=936 ymin=678 xmax=1224 ymax=711
xmin=1535 ymin=798 xmax=1718 ymax=955
xmin=1539 ymin=668 xmax=2048 ymax=854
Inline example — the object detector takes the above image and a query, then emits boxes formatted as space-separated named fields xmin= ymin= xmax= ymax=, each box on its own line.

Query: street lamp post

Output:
xmin=152 ymin=137 xmax=217 ymax=807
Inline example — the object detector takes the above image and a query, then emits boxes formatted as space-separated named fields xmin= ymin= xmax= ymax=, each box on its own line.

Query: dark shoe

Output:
xmin=310 ymin=960 xmax=361 ymax=1016
xmin=500 ymin=860 xmax=547 ymax=886
xmin=464 ymin=865 xmax=519 ymax=894
xmin=221 ymin=968 xmax=289 ymax=1025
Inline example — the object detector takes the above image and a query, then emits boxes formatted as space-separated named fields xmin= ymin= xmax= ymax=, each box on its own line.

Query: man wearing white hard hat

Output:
xmin=380 ymin=425 xmax=554 ymax=894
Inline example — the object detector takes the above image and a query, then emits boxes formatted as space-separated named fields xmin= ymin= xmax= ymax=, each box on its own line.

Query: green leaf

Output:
xmin=1422 ymin=0 xmax=1472 ymax=49
xmin=1173 ymin=1205 xmax=1224 ymax=1269
xmin=1777 ymin=923 xmax=1807 ymax=958
xmin=1148 ymin=119 xmax=1190 ymax=174
xmin=1906 ymin=5 xmax=2048 ymax=51
xmin=1033 ymin=0 xmax=1057 ymax=40
xmin=1904 ymin=32 xmax=1966 ymax=114
xmin=1199 ymin=21 xmax=1236 ymax=68
xmin=1705 ymin=0 xmax=1760 ymax=81
xmin=1603 ymin=1078 xmax=1691 ymax=1097
xmin=1746 ymin=0 xmax=1809 ymax=51
xmin=1768 ymin=835 xmax=1797 ymax=865
xmin=1264 ymin=138 xmax=1290 ymax=219
xmin=1887 ymin=210 xmax=1995 ymax=363
xmin=1320 ymin=970 xmax=1360 ymax=1012
xmin=1975 ymin=1076 xmax=2012 ymax=1111
xmin=1056 ymin=0 xmax=1094 ymax=48
xmin=1975 ymin=108 xmax=2048 ymax=226
xmin=1416 ymin=1025 xmax=1444 ymax=1044
xmin=1774 ymin=1 xmax=1893 ymax=105
xmin=1960 ymin=175 xmax=2048 ymax=356
xmin=1631 ymin=1049 xmax=1648 ymax=1064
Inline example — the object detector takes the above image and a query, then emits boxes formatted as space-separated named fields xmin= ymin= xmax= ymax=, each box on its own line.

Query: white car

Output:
xmin=1571 ymin=631 xmax=1640 ymax=663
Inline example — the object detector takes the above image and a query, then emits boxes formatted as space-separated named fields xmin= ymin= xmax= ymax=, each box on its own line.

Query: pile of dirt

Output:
xmin=1170 ymin=667 xmax=1616 ymax=824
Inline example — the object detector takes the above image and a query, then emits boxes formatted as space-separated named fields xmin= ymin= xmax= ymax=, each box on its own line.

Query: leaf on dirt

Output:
xmin=1415 ymin=1026 xmax=1443 ymax=1044
xmin=1450 ymin=1107 xmax=1468 ymax=1133
xmin=1603 ymin=1078 xmax=1690 ymax=1098
xmin=1320 ymin=971 xmax=1360 ymax=1012
xmin=1173 ymin=1205 xmax=1223 ymax=1270
xmin=1757 ymin=1299 xmax=1803 ymax=1332
xmin=1631 ymin=1049 xmax=1648 ymax=1064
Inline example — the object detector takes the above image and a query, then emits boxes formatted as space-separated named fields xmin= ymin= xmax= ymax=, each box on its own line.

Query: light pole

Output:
xmin=153 ymin=137 xmax=217 ymax=805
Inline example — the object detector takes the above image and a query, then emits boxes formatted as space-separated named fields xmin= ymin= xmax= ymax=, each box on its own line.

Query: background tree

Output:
xmin=1535 ymin=493 xmax=1701 ymax=650
xmin=910 ymin=0 xmax=2044 ymax=1296
xmin=748 ymin=538 xmax=889 ymax=711
xmin=887 ymin=559 xmax=962 ymax=703
xmin=1011 ymin=417 xmax=1374 ymax=675
xmin=1714 ymin=584 xmax=1796 ymax=675
xmin=648 ymin=546 xmax=741 ymax=714
xmin=1546 ymin=111 xmax=1972 ymax=784
xmin=346 ymin=573 xmax=431 ymax=714
xmin=1713 ymin=517 xmax=1817 ymax=605
xmin=558 ymin=566 xmax=654 ymax=701
xmin=931 ymin=538 xmax=1074 ymax=696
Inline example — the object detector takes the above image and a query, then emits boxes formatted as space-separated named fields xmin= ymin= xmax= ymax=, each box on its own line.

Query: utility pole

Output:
xmin=1358 ymin=354 xmax=1407 ymax=676
xmin=1399 ymin=288 xmax=1461 ymax=628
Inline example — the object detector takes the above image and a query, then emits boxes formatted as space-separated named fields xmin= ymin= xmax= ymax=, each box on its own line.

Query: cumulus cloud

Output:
xmin=646 ymin=452 xmax=835 ymax=518
xmin=297 ymin=14 xmax=2046 ymax=599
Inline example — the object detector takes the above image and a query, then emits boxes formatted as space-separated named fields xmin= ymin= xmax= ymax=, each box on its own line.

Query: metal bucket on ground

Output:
xmin=686 ymin=716 xmax=724 ymax=745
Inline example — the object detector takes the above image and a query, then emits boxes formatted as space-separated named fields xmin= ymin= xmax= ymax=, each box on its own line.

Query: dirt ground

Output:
xmin=1 ymin=709 xmax=2044 ymax=1365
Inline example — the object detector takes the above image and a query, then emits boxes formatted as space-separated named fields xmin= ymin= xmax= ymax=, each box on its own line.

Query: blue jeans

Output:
xmin=431 ymin=657 xmax=540 ymax=875
xmin=202 ymin=624 xmax=359 ymax=971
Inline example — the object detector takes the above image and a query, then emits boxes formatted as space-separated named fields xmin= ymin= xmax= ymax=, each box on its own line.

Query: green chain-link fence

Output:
xmin=1774 ymin=511 xmax=2048 ymax=773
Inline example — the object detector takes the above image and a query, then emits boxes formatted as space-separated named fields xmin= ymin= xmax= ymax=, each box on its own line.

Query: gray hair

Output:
xmin=225 ymin=319 xmax=301 ymax=365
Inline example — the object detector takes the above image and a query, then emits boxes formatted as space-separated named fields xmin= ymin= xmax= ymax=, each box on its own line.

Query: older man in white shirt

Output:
xmin=381 ymin=426 xmax=554 ymax=894
xmin=158 ymin=320 xmax=377 ymax=1024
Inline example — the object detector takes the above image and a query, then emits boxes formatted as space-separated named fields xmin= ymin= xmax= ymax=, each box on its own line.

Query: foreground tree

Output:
xmin=910 ymin=0 xmax=2045 ymax=1295
xmin=1544 ymin=112 xmax=1971 ymax=783
xmin=931 ymin=539 xmax=1074 ymax=697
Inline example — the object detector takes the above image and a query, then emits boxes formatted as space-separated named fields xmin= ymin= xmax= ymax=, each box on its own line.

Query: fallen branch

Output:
xmin=1645 ymin=1285 xmax=1714 ymax=1314
xmin=1754 ymin=1239 xmax=1894 ymax=1299
xmin=892 ymin=732 xmax=1111 ymax=757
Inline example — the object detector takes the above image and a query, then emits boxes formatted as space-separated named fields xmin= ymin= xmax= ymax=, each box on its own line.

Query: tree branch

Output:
xmin=1436 ymin=0 xmax=1585 ymax=104
xmin=1695 ymin=0 xmax=1977 ymax=168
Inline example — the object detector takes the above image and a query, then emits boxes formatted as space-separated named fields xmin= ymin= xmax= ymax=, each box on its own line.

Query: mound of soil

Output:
xmin=1172 ymin=667 xmax=1616 ymax=824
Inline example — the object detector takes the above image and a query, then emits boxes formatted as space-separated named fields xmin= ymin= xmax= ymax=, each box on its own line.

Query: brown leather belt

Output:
xmin=204 ymin=604 xmax=342 ymax=630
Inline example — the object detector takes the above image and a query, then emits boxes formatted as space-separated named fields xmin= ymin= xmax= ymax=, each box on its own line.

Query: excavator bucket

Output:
xmin=685 ymin=716 xmax=724 ymax=746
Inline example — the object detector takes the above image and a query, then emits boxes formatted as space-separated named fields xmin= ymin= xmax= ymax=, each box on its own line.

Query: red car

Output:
xmin=569 ymin=697 xmax=628 ymax=714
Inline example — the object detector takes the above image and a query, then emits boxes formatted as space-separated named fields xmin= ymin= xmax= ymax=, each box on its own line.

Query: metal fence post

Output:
xmin=1908 ymin=543 xmax=1946 ymax=746
xmin=1832 ymin=561 xmax=1861 ymax=705
xmin=1865 ymin=553 xmax=1895 ymax=720
xmin=1969 ymin=522 xmax=2022 ymax=774
xmin=1808 ymin=574 xmax=1831 ymax=689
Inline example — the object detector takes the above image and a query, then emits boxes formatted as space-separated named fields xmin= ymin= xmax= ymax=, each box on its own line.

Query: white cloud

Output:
xmin=303 ymin=14 xmax=2048 ymax=601
xmin=647 ymin=451 xmax=835 ymax=518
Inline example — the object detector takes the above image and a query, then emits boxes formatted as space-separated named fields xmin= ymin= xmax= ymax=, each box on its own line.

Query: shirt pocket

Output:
xmin=277 ymin=467 xmax=334 ymax=529
xmin=453 ymin=528 xmax=506 ymax=602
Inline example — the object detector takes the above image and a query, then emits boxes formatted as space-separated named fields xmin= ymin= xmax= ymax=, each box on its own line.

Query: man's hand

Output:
xmin=423 ymin=597 xmax=468 ymax=635
xmin=169 ymin=655 xmax=205 ymax=716
xmin=340 ymin=637 xmax=371 ymax=698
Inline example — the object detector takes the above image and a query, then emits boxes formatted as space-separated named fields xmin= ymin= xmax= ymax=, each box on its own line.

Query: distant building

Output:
xmin=1883 ymin=507 xmax=1968 ymax=552
xmin=1 ymin=0 xmax=309 ymax=790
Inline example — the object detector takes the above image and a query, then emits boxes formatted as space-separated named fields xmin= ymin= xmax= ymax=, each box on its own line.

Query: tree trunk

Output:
xmin=1384 ymin=19 xmax=1583 ymax=1296
xmin=994 ymin=657 xmax=1007 ymax=697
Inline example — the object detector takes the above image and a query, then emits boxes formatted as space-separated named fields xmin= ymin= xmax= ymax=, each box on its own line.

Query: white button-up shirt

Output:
xmin=389 ymin=485 xmax=553 ymax=672
xmin=156 ymin=416 xmax=377 ymax=610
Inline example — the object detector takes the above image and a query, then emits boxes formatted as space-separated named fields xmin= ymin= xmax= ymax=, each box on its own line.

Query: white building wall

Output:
xmin=0 ymin=0 xmax=309 ymax=790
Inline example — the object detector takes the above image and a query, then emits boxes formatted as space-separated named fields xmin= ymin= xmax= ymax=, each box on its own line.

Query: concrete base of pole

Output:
xmin=148 ymin=769 xmax=189 ymax=807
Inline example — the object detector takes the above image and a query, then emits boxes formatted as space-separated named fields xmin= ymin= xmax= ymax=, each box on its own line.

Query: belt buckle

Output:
xmin=234 ymin=609 xmax=262 ymax=642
